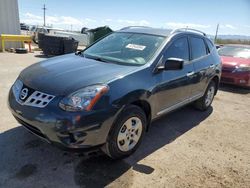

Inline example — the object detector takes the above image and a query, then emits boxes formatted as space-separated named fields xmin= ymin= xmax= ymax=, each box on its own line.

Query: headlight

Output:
xmin=59 ymin=84 xmax=109 ymax=112
xmin=12 ymin=79 xmax=23 ymax=99
xmin=233 ymin=64 xmax=250 ymax=72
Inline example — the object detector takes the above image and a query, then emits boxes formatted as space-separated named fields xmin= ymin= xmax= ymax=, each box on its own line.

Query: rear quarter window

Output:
xmin=205 ymin=38 xmax=215 ymax=52
xmin=190 ymin=37 xmax=207 ymax=59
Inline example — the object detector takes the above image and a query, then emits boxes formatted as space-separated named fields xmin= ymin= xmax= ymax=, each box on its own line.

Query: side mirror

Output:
xmin=158 ymin=58 xmax=184 ymax=71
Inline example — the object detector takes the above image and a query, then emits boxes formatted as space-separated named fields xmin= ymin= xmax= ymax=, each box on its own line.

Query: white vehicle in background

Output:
xmin=29 ymin=26 xmax=62 ymax=44
xmin=28 ymin=25 xmax=112 ymax=47
xmin=52 ymin=30 xmax=90 ymax=46
xmin=29 ymin=26 xmax=90 ymax=46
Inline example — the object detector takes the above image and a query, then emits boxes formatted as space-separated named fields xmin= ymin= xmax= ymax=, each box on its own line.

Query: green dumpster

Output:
xmin=87 ymin=26 xmax=113 ymax=45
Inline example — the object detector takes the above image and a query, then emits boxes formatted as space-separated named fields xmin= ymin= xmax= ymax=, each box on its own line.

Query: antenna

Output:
xmin=42 ymin=4 xmax=47 ymax=26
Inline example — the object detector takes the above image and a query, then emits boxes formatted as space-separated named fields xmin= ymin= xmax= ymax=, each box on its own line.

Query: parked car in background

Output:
xmin=8 ymin=27 xmax=221 ymax=159
xmin=218 ymin=45 xmax=250 ymax=88
xmin=215 ymin=44 xmax=223 ymax=50
xmin=20 ymin=23 xmax=29 ymax=31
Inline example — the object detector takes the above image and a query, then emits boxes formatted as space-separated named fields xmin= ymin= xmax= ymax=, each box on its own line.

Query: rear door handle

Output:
xmin=210 ymin=64 xmax=215 ymax=68
xmin=186 ymin=71 xmax=195 ymax=77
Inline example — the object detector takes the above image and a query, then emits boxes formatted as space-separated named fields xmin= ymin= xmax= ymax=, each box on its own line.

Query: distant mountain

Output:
xmin=218 ymin=35 xmax=250 ymax=40
xmin=162 ymin=28 xmax=250 ymax=40
xmin=208 ymin=34 xmax=250 ymax=40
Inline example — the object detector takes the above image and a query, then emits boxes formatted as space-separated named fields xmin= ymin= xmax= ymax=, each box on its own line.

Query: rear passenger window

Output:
xmin=165 ymin=37 xmax=189 ymax=61
xmin=190 ymin=37 xmax=207 ymax=59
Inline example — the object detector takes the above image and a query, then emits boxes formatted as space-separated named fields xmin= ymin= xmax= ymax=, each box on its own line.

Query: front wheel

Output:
xmin=194 ymin=81 xmax=216 ymax=111
xmin=102 ymin=105 xmax=146 ymax=159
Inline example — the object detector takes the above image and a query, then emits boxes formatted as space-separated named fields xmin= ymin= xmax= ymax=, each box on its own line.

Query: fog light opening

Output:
xmin=69 ymin=133 xmax=77 ymax=143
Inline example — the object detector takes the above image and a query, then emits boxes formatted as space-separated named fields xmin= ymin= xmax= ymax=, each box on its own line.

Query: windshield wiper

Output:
xmin=85 ymin=55 xmax=109 ymax=63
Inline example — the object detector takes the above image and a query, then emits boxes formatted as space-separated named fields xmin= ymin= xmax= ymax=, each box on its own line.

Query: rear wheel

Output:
xmin=102 ymin=105 xmax=146 ymax=159
xmin=194 ymin=81 xmax=216 ymax=111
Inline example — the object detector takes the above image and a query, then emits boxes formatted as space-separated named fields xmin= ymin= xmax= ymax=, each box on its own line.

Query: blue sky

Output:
xmin=18 ymin=0 xmax=250 ymax=35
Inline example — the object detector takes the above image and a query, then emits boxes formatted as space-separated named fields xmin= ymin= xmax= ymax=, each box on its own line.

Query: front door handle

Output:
xmin=186 ymin=71 xmax=195 ymax=77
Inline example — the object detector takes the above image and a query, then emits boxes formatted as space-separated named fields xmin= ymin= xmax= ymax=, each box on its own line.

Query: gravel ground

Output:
xmin=0 ymin=51 xmax=249 ymax=188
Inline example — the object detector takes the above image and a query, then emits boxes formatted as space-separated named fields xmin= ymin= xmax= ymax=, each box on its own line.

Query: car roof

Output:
xmin=117 ymin=27 xmax=171 ymax=37
xmin=116 ymin=27 xmax=209 ymax=39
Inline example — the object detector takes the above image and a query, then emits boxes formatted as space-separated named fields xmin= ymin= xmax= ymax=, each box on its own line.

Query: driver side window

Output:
xmin=165 ymin=37 xmax=189 ymax=61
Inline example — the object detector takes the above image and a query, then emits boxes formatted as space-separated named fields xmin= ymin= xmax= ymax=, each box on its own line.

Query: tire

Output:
xmin=102 ymin=105 xmax=147 ymax=159
xmin=194 ymin=81 xmax=216 ymax=111
xmin=15 ymin=48 xmax=28 ymax=54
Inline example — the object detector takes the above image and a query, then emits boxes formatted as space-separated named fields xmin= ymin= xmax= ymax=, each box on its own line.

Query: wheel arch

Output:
xmin=211 ymin=75 xmax=220 ymax=95
xmin=131 ymin=100 xmax=152 ymax=130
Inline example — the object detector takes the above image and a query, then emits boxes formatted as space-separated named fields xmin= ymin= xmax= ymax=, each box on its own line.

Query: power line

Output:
xmin=42 ymin=4 xmax=46 ymax=26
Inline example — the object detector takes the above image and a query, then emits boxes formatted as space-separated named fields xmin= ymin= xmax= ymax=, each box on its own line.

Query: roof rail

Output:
xmin=170 ymin=28 xmax=207 ymax=36
xmin=120 ymin=26 xmax=151 ymax=30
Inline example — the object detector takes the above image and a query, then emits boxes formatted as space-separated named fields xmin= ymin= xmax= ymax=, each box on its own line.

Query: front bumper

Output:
xmin=221 ymin=71 xmax=250 ymax=87
xmin=8 ymin=88 xmax=121 ymax=151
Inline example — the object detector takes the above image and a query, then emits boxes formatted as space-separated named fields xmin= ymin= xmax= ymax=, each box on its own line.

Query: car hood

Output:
xmin=221 ymin=56 xmax=250 ymax=67
xmin=19 ymin=54 xmax=138 ymax=95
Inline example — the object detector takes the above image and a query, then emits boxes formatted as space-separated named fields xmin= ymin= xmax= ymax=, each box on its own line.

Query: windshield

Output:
xmin=83 ymin=32 xmax=165 ymax=65
xmin=218 ymin=46 xmax=250 ymax=59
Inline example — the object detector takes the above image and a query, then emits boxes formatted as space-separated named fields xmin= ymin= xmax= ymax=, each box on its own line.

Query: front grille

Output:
xmin=23 ymin=91 xmax=55 ymax=108
xmin=12 ymin=80 xmax=55 ymax=108
xmin=222 ymin=66 xmax=236 ymax=73
xmin=221 ymin=77 xmax=234 ymax=83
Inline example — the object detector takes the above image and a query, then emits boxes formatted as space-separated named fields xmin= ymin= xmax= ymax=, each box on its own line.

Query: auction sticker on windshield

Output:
xmin=126 ymin=44 xmax=146 ymax=51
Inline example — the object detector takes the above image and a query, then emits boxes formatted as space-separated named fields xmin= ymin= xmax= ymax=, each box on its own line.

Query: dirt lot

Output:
xmin=0 ymin=51 xmax=249 ymax=188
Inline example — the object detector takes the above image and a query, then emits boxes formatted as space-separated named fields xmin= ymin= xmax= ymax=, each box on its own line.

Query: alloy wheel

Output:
xmin=117 ymin=117 xmax=143 ymax=152
xmin=205 ymin=86 xmax=215 ymax=107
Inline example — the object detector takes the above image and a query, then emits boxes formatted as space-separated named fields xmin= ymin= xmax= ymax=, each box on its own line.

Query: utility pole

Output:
xmin=42 ymin=4 xmax=46 ymax=26
xmin=214 ymin=23 xmax=219 ymax=43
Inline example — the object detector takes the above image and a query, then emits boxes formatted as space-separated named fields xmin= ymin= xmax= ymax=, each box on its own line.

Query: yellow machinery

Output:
xmin=0 ymin=34 xmax=32 ymax=52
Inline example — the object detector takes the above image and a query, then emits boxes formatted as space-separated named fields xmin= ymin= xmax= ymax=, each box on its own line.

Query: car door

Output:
xmin=189 ymin=36 xmax=211 ymax=96
xmin=153 ymin=36 xmax=195 ymax=116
